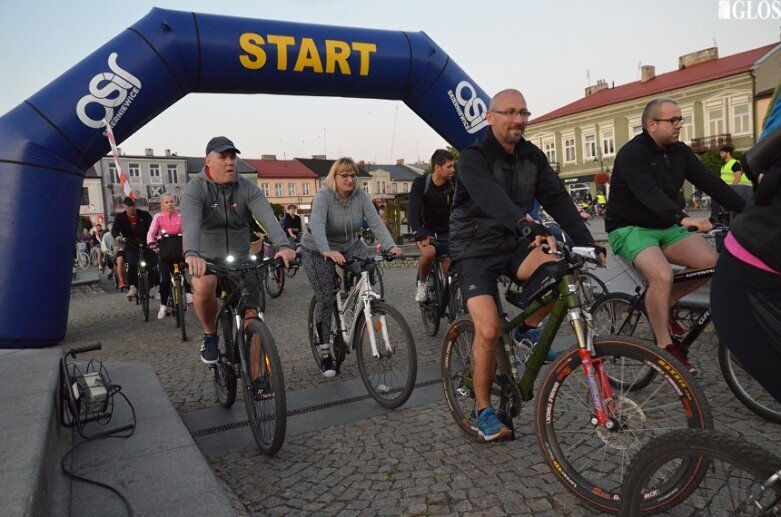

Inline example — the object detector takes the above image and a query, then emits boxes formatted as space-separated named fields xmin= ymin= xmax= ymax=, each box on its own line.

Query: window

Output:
xmin=601 ymin=129 xmax=615 ymax=156
xmin=583 ymin=134 xmax=596 ymax=160
xmin=302 ymin=183 xmax=310 ymax=196
xmin=149 ymin=164 xmax=161 ymax=184
xmin=732 ymin=103 xmax=750 ymax=135
xmin=81 ymin=187 xmax=90 ymax=205
xmin=402 ymin=182 xmax=409 ymax=193
xmin=542 ymin=137 xmax=556 ymax=163
xmin=108 ymin=163 xmax=120 ymax=183
xmin=379 ymin=181 xmax=386 ymax=194
xmin=363 ymin=182 xmax=370 ymax=194
xmin=288 ymin=183 xmax=296 ymax=196
xmin=679 ymin=110 xmax=694 ymax=143
xmin=706 ymin=104 xmax=725 ymax=135
xmin=274 ymin=183 xmax=283 ymax=197
xmin=166 ymin=164 xmax=178 ymax=184
xmin=392 ymin=183 xmax=398 ymax=194
xmin=261 ymin=183 xmax=270 ymax=197
xmin=627 ymin=116 xmax=642 ymax=137
xmin=128 ymin=163 xmax=140 ymax=183
xmin=632 ymin=125 xmax=643 ymax=136
xmin=563 ymin=136 xmax=576 ymax=163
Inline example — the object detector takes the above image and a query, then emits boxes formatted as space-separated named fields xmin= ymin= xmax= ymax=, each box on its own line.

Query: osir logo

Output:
xmin=448 ymin=81 xmax=488 ymax=134
xmin=76 ymin=53 xmax=142 ymax=129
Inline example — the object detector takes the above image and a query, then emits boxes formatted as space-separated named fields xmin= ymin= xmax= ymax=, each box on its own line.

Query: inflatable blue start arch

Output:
xmin=0 ymin=8 xmax=491 ymax=347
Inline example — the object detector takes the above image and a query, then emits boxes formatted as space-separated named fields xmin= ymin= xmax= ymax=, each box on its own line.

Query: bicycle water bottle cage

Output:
xmin=505 ymin=263 xmax=560 ymax=310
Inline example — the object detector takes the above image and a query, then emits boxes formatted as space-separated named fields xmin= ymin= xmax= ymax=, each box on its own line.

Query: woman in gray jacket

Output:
xmin=301 ymin=157 xmax=402 ymax=377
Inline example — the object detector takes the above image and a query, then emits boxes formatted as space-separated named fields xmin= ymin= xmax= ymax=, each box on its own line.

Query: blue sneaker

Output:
xmin=512 ymin=327 xmax=557 ymax=363
xmin=476 ymin=407 xmax=511 ymax=441
xmin=200 ymin=333 xmax=219 ymax=364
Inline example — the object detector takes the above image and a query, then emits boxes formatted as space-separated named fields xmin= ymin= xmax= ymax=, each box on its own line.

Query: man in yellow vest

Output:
xmin=712 ymin=145 xmax=753 ymax=224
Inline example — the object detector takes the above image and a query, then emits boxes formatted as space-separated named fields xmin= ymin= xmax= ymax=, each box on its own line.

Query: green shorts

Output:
xmin=608 ymin=225 xmax=690 ymax=263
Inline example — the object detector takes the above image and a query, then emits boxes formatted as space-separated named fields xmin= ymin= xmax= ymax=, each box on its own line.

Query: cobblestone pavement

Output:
xmin=66 ymin=242 xmax=781 ymax=515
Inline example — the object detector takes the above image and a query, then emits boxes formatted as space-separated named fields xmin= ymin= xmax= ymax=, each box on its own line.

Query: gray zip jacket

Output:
xmin=302 ymin=187 xmax=395 ymax=253
xmin=181 ymin=167 xmax=291 ymax=260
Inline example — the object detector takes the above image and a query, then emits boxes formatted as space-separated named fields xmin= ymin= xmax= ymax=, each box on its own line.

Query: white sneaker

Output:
xmin=415 ymin=281 xmax=427 ymax=303
xmin=157 ymin=305 xmax=168 ymax=320
xmin=185 ymin=293 xmax=193 ymax=305
xmin=126 ymin=285 xmax=138 ymax=299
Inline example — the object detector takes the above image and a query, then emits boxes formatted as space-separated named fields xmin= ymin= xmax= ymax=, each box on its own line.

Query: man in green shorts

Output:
xmin=605 ymin=97 xmax=745 ymax=373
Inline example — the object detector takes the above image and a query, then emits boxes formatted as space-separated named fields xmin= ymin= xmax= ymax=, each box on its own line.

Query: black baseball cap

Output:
xmin=123 ymin=196 xmax=135 ymax=206
xmin=205 ymin=136 xmax=241 ymax=155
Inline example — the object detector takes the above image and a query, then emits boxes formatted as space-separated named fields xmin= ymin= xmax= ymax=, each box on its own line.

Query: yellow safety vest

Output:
xmin=721 ymin=158 xmax=751 ymax=185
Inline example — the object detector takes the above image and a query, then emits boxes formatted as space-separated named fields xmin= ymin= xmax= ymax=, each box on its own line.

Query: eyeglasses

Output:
xmin=654 ymin=117 xmax=685 ymax=126
xmin=491 ymin=109 xmax=532 ymax=119
xmin=337 ymin=173 xmax=357 ymax=179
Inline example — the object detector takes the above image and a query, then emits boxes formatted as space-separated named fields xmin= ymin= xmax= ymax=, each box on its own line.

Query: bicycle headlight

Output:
xmin=140 ymin=260 xmax=147 ymax=267
xmin=226 ymin=255 xmax=235 ymax=263
xmin=250 ymin=254 xmax=257 ymax=261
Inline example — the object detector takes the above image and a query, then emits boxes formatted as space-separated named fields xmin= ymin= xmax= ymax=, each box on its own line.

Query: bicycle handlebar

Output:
xmin=204 ymin=256 xmax=285 ymax=275
xmin=343 ymin=251 xmax=399 ymax=267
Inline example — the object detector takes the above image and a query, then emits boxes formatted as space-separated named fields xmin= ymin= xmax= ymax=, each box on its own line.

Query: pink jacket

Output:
xmin=147 ymin=211 xmax=183 ymax=245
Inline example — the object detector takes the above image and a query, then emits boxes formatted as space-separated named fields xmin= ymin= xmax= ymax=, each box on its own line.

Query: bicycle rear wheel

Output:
xmin=76 ymin=251 xmax=90 ymax=270
xmin=307 ymin=296 xmax=347 ymax=370
xmin=719 ymin=341 xmax=781 ymax=423
xmin=619 ymin=429 xmax=781 ymax=515
xmin=440 ymin=316 xmax=501 ymax=442
xmin=265 ymin=266 xmax=284 ymax=299
xmin=355 ymin=302 xmax=416 ymax=408
xmin=213 ymin=310 xmax=237 ymax=408
xmin=140 ymin=271 xmax=150 ymax=322
xmin=89 ymin=247 xmax=99 ymax=266
xmin=242 ymin=319 xmax=286 ymax=456
xmin=535 ymin=336 xmax=712 ymax=513
xmin=420 ymin=271 xmax=441 ymax=337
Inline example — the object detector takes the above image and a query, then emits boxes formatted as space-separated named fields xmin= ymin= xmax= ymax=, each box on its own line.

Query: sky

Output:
xmin=1 ymin=0 xmax=779 ymax=164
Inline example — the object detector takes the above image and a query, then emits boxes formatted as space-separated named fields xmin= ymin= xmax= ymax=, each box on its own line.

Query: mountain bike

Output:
xmin=589 ymin=232 xmax=781 ymax=423
xmin=440 ymin=244 xmax=712 ymax=513
xmin=619 ymin=428 xmax=781 ymax=515
xmin=157 ymin=232 xmax=188 ymax=341
xmin=261 ymin=241 xmax=285 ymax=298
xmin=74 ymin=242 xmax=90 ymax=270
xmin=418 ymin=237 xmax=465 ymax=337
xmin=307 ymin=252 xmax=416 ymax=408
xmin=209 ymin=256 xmax=287 ymax=456
xmin=120 ymin=237 xmax=157 ymax=322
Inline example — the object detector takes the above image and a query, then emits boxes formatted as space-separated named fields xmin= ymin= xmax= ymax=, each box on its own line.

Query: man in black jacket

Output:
xmin=111 ymin=196 xmax=155 ymax=298
xmin=451 ymin=88 xmax=600 ymax=441
xmin=605 ymin=97 xmax=745 ymax=374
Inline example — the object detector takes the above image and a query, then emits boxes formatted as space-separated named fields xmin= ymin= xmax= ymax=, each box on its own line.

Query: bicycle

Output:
xmin=306 ymin=252 xmax=417 ymax=408
xmin=418 ymin=236 xmax=465 ymax=337
xmin=157 ymin=232 xmax=188 ymax=342
xmin=618 ymin=428 xmax=781 ymax=515
xmin=589 ymin=231 xmax=781 ymax=423
xmin=440 ymin=244 xmax=712 ymax=513
xmin=74 ymin=242 xmax=90 ymax=270
xmin=208 ymin=256 xmax=287 ymax=456
xmin=120 ymin=237 xmax=157 ymax=323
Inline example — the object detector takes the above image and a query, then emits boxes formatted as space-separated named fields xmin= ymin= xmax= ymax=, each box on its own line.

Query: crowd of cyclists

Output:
xmin=85 ymin=88 xmax=779 ymax=449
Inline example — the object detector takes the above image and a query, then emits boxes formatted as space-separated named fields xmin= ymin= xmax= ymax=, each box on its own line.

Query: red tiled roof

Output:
xmin=530 ymin=43 xmax=779 ymax=124
xmin=244 ymin=159 xmax=319 ymax=179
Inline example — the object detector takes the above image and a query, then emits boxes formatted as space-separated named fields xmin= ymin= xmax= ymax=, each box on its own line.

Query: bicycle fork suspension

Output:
xmin=363 ymin=302 xmax=391 ymax=358
xmin=570 ymin=307 xmax=616 ymax=428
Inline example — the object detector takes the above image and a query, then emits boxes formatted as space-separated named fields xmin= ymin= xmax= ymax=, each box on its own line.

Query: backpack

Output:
xmin=423 ymin=174 xmax=453 ymax=207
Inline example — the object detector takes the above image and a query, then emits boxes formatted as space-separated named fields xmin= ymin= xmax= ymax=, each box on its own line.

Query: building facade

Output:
xmin=525 ymin=43 xmax=781 ymax=198
xmin=245 ymin=157 xmax=319 ymax=219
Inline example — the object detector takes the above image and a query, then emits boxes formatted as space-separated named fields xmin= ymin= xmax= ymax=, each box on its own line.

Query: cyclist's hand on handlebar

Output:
xmin=388 ymin=246 xmax=403 ymax=257
xmin=535 ymin=234 xmax=558 ymax=253
xmin=681 ymin=217 xmax=712 ymax=233
xmin=185 ymin=255 xmax=207 ymax=278
xmin=274 ymin=248 xmax=296 ymax=268
xmin=323 ymin=250 xmax=346 ymax=266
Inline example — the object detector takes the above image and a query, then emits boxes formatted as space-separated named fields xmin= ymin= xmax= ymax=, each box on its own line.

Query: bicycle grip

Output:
xmin=68 ymin=343 xmax=102 ymax=355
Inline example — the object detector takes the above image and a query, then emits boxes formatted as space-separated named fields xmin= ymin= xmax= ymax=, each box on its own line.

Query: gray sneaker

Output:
xmin=200 ymin=334 xmax=219 ymax=364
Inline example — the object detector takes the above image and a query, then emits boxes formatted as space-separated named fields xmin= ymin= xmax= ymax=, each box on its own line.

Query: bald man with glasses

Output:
xmin=605 ymin=97 xmax=745 ymax=374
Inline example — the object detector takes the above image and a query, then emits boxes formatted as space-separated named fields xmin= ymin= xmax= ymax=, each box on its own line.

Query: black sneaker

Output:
xmin=665 ymin=343 xmax=697 ymax=375
xmin=320 ymin=356 xmax=337 ymax=378
xmin=252 ymin=376 xmax=272 ymax=400
xmin=200 ymin=333 xmax=219 ymax=364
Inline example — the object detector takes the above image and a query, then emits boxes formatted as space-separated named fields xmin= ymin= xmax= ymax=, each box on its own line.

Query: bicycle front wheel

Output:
xmin=76 ymin=251 xmax=90 ymax=270
xmin=355 ymin=302 xmax=416 ymax=408
xmin=213 ymin=310 xmax=237 ymax=408
xmin=619 ymin=429 xmax=781 ymax=515
xmin=719 ymin=341 xmax=781 ymax=423
xmin=420 ymin=272 xmax=441 ymax=337
xmin=174 ymin=275 xmax=187 ymax=341
xmin=265 ymin=266 xmax=285 ymax=299
xmin=243 ymin=319 xmax=286 ymax=456
xmin=140 ymin=271 xmax=150 ymax=322
xmin=535 ymin=335 xmax=712 ymax=513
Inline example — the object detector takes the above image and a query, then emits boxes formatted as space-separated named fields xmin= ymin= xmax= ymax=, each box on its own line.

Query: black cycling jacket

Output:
xmin=450 ymin=129 xmax=593 ymax=261
xmin=605 ymin=131 xmax=745 ymax=232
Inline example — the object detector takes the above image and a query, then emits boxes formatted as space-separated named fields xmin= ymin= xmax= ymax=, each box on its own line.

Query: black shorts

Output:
xmin=454 ymin=248 xmax=530 ymax=302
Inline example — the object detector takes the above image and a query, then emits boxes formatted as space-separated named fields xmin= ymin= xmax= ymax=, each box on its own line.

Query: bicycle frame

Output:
xmin=491 ymin=253 xmax=617 ymax=428
xmin=335 ymin=264 xmax=387 ymax=359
